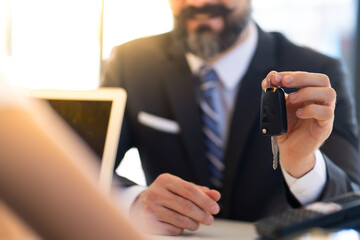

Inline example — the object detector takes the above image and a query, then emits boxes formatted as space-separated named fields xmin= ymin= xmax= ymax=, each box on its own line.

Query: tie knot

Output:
xmin=199 ymin=65 xmax=218 ymax=92
xmin=199 ymin=65 xmax=218 ymax=83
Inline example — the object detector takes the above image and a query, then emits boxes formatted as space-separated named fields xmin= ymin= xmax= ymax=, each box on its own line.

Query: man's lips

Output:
xmin=189 ymin=13 xmax=221 ymax=20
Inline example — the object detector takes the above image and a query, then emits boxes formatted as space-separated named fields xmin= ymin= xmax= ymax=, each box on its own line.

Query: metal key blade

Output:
xmin=271 ymin=136 xmax=279 ymax=170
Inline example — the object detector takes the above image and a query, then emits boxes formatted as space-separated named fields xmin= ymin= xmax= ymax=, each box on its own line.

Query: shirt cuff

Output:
xmin=282 ymin=149 xmax=327 ymax=205
xmin=112 ymin=185 xmax=147 ymax=216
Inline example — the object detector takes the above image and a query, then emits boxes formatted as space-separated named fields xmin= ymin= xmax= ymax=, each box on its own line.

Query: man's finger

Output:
xmin=161 ymin=191 xmax=214 ymax=225
xmin=261 ymin=70 xmax=279 ymax=89
xmin=278 ymin=72 xmax=331 ymax=88
xmin=204 ymin=189 xmax=221 ymax=202
xmin=262 ymin=71 xmax=331 ymax=89
xmin=163 ymin=175 xmax=220 ymax=215
xmin=288 ymin=87 xmax=336 ymax=107
xmin=296 ymin=104 xmax=334 ymax=122
xmin=196 ymin=185 xmax=221 ymax=201
xmin=154 ymin=205 xmax=200 ymax=231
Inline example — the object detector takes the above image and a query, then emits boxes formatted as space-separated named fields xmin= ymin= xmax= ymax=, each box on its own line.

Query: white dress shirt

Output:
xmin=116 ymin=21 xmax=327 ymax=213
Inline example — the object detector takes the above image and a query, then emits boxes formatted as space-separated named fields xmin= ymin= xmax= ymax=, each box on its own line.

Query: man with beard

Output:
xmin=101 ymin=0 xmax=360 ymax=236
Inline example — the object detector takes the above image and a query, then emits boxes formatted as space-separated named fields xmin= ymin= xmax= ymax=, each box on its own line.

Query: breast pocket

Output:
xmin=137 ymin=111 xmax=180 ymax=134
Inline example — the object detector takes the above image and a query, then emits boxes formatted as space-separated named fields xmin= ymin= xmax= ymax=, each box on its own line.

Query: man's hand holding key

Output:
xmin=261 ymin=71 xmax=336 ymax=178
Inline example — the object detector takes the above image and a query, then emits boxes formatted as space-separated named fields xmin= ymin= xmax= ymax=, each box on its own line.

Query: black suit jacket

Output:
xmin=102 ymin=26 xmax=360 ymax=221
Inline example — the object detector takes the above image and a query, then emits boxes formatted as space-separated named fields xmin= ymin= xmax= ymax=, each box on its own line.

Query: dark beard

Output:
xmin=172 ymin=4 xmax=251 ymax=60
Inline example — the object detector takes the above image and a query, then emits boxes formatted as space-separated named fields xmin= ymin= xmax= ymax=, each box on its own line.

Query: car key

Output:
xmin=260 ymin=77 xmax=287 ymax=170
xmin=271 ymin=136 xmax=279 ymax=170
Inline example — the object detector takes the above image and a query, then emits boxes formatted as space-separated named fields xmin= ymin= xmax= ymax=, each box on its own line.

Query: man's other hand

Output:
xmin=129 ymin=173 xmax=221 ymax=235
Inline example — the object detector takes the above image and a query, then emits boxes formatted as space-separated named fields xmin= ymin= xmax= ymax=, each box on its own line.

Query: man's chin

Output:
xmin=186 ymin=33 xmax=221 ymax=60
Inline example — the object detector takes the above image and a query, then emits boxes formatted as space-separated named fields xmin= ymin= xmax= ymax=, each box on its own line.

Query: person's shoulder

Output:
xmin=267 ymin=30 xmax=339 ymax=68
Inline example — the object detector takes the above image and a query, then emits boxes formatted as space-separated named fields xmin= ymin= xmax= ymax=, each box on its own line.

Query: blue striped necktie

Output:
xmin=198 ymin=65 xmax=224 ymax=189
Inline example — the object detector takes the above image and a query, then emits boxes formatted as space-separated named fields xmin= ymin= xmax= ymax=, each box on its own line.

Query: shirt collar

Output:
xmin=186 ymin=21 xmax=258 ymax=89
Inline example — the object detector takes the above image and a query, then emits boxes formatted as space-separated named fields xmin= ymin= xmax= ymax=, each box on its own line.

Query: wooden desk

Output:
xmin=149 ymin=219 xmax=259 ymax=240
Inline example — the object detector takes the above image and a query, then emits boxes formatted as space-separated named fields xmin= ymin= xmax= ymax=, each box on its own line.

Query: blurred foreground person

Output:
xmin=0 ymin=70 xmax=146 ymax=240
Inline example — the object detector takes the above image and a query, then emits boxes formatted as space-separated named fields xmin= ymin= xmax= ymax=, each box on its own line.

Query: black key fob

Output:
xmin=260 ymin=87 xmax=287 ymax=136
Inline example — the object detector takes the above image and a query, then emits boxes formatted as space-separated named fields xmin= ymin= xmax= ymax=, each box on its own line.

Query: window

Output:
xmin=2 ymin=0 xmax=102 ymax=89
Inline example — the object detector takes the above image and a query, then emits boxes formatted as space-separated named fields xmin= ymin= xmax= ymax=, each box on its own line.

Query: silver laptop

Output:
xmin=24 ymin=87 xmax=126 ymax=193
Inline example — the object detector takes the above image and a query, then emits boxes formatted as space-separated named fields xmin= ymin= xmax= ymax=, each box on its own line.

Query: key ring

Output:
xmin=264 ymin=74 xmax=275 ymax=92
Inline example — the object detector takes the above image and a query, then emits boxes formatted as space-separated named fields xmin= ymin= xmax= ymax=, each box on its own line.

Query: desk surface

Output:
xmin=149 ymin=219 xmax=360 ymax=240
xmin=149 ymin=219 xmax=259 ymax=240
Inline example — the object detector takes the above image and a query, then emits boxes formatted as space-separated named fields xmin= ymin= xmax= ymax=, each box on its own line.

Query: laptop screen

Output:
xmin=24 ymin=88 xmax=126 ymax=193
xmin=46 ymin=99 xmax=112 ymax=159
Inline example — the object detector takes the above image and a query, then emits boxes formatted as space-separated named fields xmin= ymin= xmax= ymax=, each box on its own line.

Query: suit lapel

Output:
xmin=220 ymin=27 xmax=278 ymax=216
xmin=161 ymin=40 xmax=210 ymax=186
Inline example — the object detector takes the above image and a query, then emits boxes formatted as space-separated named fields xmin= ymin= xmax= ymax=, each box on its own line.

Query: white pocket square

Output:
xmin=138 ymin=111 xmax=180 ymax=134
